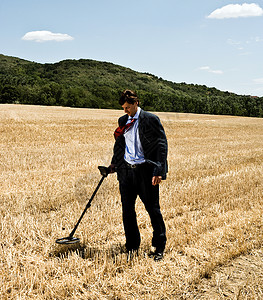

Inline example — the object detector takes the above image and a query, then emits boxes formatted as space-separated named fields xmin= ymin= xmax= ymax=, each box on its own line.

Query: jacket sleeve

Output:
xmin=151 ymin=116 xmax=168 ymax=179
xmin=140 ymin=113 xmax=168 ymax=179
xmin=111 ymin=115 xmax=127 ymax=169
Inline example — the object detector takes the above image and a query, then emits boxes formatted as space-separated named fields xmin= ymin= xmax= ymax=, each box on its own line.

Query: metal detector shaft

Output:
xmin=56 ymin=166 xmax=109 ymax=245
xmin=68 ymin=175 xmax=105 ymax=238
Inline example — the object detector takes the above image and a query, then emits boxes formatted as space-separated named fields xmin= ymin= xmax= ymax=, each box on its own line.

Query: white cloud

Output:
xmin=22 ymin=30 xmax=74 ymax=42
xmin=227 ymin=36 xmax=263 ymax=56
xmin=199 ymin=66 xmax=223 ymax=75
xmin=227 ymin=38 xmax=242 ymax=46
xmin=253 ymin=78 xmax=263 ymax=84
xmin=252 ymin=36 xmax=263 ymax=42
xmin=199 ymin=66 xmax=210 ymax=71
xmin=207 ymin=3 xmax=263 ymax=19
xmin=228 ymin=36 xmax=263 ymax=46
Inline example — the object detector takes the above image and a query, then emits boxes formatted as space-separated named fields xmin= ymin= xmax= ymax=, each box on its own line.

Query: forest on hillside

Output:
xmin=0 ymin=54 xmax=262 ymax=117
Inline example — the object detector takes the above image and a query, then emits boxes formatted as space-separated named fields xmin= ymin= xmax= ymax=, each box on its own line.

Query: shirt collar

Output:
xmin=129 ymin=106 xmax=141 ymax=120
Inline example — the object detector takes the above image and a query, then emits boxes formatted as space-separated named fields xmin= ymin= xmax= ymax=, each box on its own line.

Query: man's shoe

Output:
xmin=154 ymin=251 xmax=164 ymax=261
xmin=148 ymin=247 xmax=164 ymax=261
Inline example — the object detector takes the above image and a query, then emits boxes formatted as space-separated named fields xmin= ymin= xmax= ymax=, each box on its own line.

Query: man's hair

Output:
xmin=119 ymin=89 xmax=139 ymax=106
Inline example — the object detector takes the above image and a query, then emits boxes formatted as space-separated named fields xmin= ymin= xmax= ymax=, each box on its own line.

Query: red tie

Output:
xmin=114 ymin=118 xmax=135 ymax=140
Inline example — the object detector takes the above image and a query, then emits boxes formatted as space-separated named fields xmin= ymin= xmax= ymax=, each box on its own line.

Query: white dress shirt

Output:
xmin=124 ymin=107 xmax=145 ymax=165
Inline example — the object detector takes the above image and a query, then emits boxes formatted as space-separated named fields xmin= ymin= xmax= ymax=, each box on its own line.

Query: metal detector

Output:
xmin=55 ymin=166 xmax=110 ymax=245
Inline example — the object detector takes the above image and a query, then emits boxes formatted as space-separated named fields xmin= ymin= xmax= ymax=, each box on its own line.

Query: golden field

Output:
xmin=0 ymin=104 xmax=263 ymax=299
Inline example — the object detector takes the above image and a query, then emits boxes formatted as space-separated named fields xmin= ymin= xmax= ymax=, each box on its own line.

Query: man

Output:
xmin=110 ymin=89 xmax=168 ymax=261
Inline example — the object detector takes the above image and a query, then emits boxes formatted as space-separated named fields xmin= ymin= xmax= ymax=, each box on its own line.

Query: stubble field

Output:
xmin=0 ymin=104 xmax=263 ymax=299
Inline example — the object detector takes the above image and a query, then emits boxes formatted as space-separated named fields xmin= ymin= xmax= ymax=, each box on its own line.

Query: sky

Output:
xmin=1 ymin=0 xmax=263 ymax=96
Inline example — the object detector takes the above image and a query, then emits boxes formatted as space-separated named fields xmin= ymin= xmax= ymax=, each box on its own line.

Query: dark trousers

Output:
xmin=118 ymin=163 xmax=166 ymax=252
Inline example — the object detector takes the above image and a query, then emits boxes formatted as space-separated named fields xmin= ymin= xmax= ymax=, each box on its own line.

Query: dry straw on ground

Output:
xmin=0 ymin=104 xmax=263 ymax=299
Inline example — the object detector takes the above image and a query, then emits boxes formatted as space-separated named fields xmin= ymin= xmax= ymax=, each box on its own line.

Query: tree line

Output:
xmin=0 ymin=54 xmax=262 ymax=117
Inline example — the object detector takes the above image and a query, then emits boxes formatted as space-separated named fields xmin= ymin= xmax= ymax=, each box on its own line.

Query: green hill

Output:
xmin=0 ymin=54 xmax=262 ymax=117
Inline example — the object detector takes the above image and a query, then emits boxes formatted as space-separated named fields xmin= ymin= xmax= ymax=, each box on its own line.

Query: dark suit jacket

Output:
xmin=111 ymin=109 xmax=168 ymax=180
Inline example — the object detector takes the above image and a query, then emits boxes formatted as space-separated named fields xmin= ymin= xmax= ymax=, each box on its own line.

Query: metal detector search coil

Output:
xmin=56 ymin=236 xmax=80 ymax=245
xmin=55 ymin=166 xmax=109 ymax=245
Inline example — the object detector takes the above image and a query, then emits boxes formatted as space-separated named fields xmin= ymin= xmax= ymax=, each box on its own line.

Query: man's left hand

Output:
xmin=152 ymin=176 xmax=162 ymax=186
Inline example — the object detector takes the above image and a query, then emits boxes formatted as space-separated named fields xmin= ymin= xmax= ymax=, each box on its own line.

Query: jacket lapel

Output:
xmin=138 ymin=109 xmax=145 ymax=128
xmin=119 ymin=114 xmax=129 ymax=127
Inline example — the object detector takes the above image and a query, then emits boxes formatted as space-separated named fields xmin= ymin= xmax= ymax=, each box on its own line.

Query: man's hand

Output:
xmin=108 ymin=164 xmax=116 ymax=173
xmin=152 ymin=176 xmax=162 ymax=186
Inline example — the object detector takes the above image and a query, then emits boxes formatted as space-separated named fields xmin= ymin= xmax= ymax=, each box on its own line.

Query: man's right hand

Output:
xmin=108 ymin=164 xmax=116 ymax=173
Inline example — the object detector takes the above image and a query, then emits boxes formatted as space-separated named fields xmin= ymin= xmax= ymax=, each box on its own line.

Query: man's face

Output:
xmin=122 ymin=101 xmax=138 ymax=117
